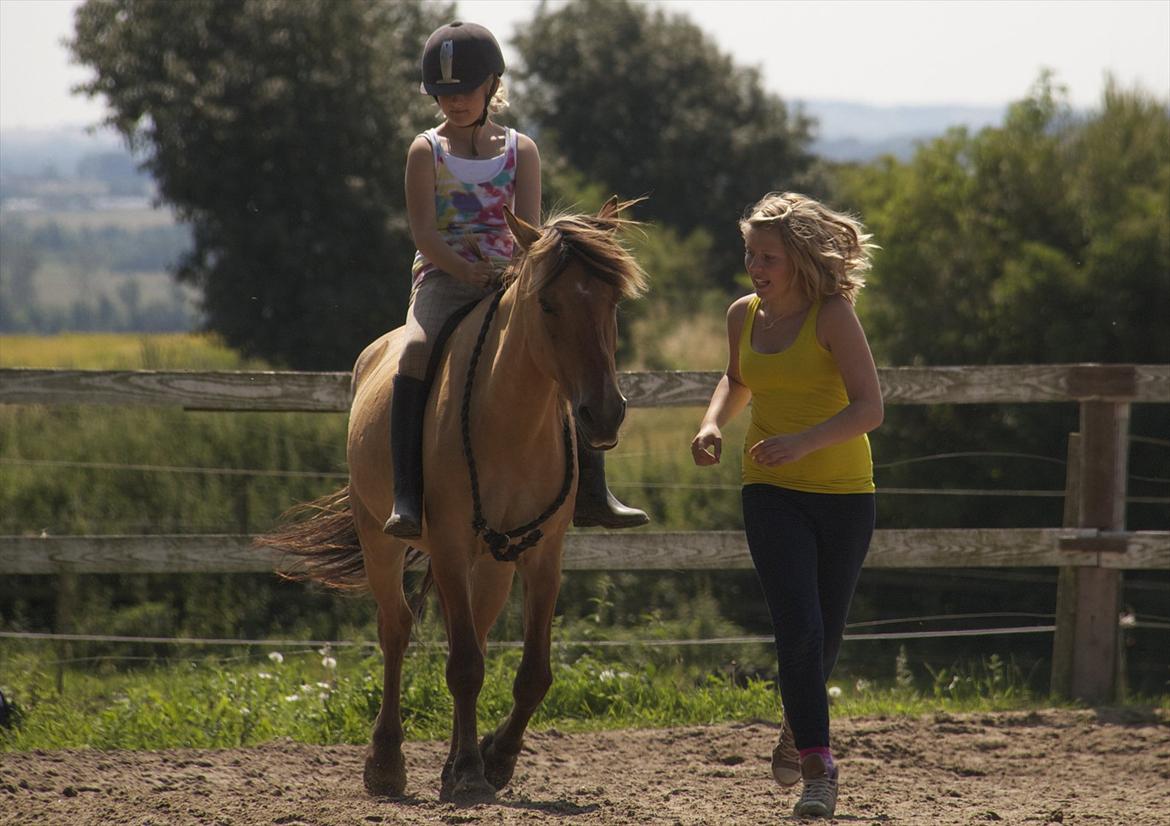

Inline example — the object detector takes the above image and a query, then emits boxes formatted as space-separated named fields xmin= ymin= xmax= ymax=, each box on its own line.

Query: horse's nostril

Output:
xmin=576 ymin=405 xmax=594 ymax=430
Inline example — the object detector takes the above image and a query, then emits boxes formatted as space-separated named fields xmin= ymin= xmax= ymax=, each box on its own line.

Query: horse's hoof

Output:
xmin=363 ymin=747 xmax=407 ymax=798
xmin=446 ymin=776 xmax=497 ymax=807
xmin=480 ymin=732 xmax=520 ymax=790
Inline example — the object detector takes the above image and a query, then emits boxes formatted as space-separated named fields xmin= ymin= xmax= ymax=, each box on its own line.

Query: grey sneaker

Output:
xmin=771 ymin=719 xmax=800 ymax=786
xmin=793 ymin=753 xmax=838 ymax=819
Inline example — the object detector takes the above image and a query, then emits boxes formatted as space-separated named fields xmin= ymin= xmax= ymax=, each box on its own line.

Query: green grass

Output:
xmin=0 ymin=332 xmax=262 ymax=369
xmin=0 ymin=641 xmax=1078 ymax=752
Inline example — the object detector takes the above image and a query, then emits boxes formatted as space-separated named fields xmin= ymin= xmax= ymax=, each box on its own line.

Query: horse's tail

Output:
xmin=254 ymin=485 xmax=367 ymax=591
xmin=404 ymin=545 xmax=434 ymax=621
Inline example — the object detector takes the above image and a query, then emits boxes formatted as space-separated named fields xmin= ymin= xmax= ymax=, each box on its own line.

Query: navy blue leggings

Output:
xmin=741 ymin=484 xmax=875 ymax=750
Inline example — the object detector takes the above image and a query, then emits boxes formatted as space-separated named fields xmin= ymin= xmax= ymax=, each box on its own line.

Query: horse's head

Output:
xmin=503 ymin=198 xmax=647 ymax=450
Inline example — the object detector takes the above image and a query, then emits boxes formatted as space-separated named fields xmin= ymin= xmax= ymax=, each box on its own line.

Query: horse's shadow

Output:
xmin=373 ymin=792 xmax=599 ymax=817
xmin=499 ymin=797 xmax=601 ymax=816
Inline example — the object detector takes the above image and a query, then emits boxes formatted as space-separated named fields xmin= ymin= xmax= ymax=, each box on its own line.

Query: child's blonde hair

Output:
xmin=740 ymin=192 xmax=875 ymax=304
xmin=488 ymin=79 xmax=509 ymax=115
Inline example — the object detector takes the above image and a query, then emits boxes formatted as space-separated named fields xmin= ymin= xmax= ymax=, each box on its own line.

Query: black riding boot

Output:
xmin=572 ymin=444 xmax=649 ymax=529
xmin=383 ymin=374 xmax=429 ymax=538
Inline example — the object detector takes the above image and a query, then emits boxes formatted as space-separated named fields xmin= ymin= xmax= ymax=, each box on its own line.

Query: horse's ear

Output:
xmin=597 ymin=196 xmax=621 ymax=220
xmin=504 ymin=206 xmax=541 ymax=251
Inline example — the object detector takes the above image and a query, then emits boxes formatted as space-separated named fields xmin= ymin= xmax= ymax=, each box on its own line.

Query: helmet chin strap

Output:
xmin=469 ymin=77 xmax=499 ymax=158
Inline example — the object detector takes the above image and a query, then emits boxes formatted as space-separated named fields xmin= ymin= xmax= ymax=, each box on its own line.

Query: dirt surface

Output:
xmin=3 ymin=708 xmax=1168 ymax=825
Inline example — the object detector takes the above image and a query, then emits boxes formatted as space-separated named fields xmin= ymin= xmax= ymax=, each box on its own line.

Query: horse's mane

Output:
xmin=501 ymin=206 xmax=648 ymax=300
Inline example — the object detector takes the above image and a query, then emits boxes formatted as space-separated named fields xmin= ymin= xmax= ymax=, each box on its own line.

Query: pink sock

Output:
xmin=799 ymin=746 xmax=835 ymax=772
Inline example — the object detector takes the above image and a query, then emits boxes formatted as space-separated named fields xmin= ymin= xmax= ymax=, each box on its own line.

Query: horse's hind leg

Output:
xmin=354 ymin=497 xmax=413 ymax=797
xmin=481 ymin=551 xmax=561 ymax=790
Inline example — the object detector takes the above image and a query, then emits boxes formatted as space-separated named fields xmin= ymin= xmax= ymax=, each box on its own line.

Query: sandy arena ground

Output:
xmin=3 ymin=708 xmax=1168 ymax=825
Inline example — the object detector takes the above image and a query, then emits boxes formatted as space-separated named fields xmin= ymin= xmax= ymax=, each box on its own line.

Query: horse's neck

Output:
xmin=474 ymin=292 xmax=564 ymax=443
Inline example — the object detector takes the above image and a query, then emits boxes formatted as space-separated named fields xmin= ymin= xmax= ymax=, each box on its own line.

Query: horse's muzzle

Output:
xmin=576 ymin=395 xmax=625 ymax=450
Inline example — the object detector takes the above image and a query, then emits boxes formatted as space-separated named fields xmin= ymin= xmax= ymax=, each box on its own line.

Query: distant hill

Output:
xmin=0 ymin=125 xmax=125 ymax=177
xmin=797 ymin=100 xmax=1006 ymax=162
xmin=0 ymin=100 xmax=1007 ymax=182
xmin=0 ymin=126 xmax=153 ymax=209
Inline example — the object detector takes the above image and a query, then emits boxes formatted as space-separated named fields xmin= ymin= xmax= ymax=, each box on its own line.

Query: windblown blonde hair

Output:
xmin=739 ymin=192 xmax=876 ymax=305
xmin=488 ymin=79 xmax=509 ymax=115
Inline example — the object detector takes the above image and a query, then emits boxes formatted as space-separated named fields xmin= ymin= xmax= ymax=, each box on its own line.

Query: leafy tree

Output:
xmin=70 ymin=0 xmax=452 ymax=368
xmin=833 ymin=75 xmax=1169 ymax=530
xmin=512 ymin=0 xmax=815 ymax=286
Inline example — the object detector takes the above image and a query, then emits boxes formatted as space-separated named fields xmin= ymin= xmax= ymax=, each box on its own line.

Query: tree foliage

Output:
xmin=70 ymin=0 xmax=452 ymax=368
xmin=834 ymin=76 xmax=1170 ymax=530
xmin=839 ymin=75 xmax=1169 ymax=367
xmin=512 ymin=0 xmax=815 ymax=286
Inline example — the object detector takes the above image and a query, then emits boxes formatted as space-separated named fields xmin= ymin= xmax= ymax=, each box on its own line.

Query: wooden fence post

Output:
xmin=1050 ymin=433 xmax=1080 ymax=699
xmin=1064 ymin=399 xmax=1130 ymax=703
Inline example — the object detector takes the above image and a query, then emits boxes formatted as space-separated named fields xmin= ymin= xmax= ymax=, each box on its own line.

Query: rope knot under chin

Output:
xmin=480 ymin=528 xmax=544 ymax=563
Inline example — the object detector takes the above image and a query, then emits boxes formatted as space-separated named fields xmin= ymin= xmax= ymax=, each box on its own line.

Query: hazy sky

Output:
xmin=2 ymin=0 xmax=1167 ymax=131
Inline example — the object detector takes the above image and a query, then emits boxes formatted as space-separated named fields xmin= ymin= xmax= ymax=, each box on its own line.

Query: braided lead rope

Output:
xmin=461 ymin=287 xmax=575 ymax=563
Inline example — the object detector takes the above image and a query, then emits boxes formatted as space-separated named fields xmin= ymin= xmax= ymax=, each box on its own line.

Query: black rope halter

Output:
xmin=461 ymin=287 xmax=575 ymax=562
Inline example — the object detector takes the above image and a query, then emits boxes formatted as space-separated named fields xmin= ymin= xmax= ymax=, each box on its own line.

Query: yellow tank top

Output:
xmin=738 ymin=296 xmax=874 ymax=493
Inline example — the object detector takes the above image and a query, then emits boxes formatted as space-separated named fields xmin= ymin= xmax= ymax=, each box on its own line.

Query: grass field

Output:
xmin=0 ymin=640 xmax=1063 ymax=751
xmin=0 ymin=332 xmax=261 ymax=370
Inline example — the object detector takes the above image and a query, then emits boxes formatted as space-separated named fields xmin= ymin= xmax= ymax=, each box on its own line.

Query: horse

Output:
xmin=256 ymin=199 xmax=647 ymax=805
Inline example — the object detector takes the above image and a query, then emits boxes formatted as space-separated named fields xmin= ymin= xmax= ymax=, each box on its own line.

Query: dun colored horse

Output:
xmin=257 ymin=200 xmax=646 ymax=805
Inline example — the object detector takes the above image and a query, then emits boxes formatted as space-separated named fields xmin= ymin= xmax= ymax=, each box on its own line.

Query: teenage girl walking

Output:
xmin=385 ymin=21 xmax=647 ymax=538
xmin=690 ymin=192 xmax=883 ymax=818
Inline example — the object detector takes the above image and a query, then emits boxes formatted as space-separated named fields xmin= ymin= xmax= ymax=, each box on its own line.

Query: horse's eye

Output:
xmin=539 ymin=298 xmax=557 ymax=315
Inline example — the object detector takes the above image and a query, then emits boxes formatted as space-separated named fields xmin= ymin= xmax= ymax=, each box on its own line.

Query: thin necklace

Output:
xmin=759 ymin=302 xmax=807 ymax=330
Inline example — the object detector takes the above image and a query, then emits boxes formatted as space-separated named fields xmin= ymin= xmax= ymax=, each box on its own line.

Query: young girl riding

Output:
xmin=691 ymin=192 xmax=883 ymax=819
xmin=384 ymin=21 xmax=647 ymax=538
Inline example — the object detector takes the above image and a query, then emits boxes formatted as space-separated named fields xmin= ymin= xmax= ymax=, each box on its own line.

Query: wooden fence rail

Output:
xmin=1 ymin=363 xmax=1168 ymax=704
xmin=2 ymin=529 xmax=1168 ymax=576
xmin=2 ymin=364 xmax=1168 ymax=410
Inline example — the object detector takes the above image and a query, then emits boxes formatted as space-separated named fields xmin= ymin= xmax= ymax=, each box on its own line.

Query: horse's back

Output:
xmin=353 ymin=327 xmax=404 ymax=394
xmin=347 ymin=327 xmax=405 ymax=519
xmin=346 ymin=298 xmax=492 ymax=538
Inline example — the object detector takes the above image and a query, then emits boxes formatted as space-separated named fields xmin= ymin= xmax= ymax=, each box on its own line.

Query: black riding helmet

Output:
xmin=419 ymin=21 xmax=505 ymax=157
xmin=419 ymin=21 xmax=505 ymax=95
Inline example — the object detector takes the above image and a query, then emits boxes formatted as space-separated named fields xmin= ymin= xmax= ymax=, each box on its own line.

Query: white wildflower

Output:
xmin=322 ymin=656 xmax=337 ymax=670
xmin=268 ymin=651 xmax=284 ymax=664
xmin=284 ymin=693 xmax=300 ymax=702
xmin=257 ymin=672 xmax=272 ymax=680
xmin=854 ymin=678 xmax=871 ymax=693
xmin=599 ymin=669 xmax=616 ymax=682
xmin=1119 ymin=612 xmax=1137 ymax=628
xmin=827 ymin=686 xmax=842 ymax=699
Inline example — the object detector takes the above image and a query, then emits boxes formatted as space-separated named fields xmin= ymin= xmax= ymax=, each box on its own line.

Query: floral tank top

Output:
xmin=411 ymin=127 xmax=518 ymax=285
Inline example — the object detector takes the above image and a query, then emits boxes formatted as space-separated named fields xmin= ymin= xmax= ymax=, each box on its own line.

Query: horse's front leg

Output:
xmin=433 ymin=564 xmax=497 ymax=806
xmin=354 ymin=500 xmax=413 ymax=797
xmin=481 ymin=547 xmax=562 ymax=790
